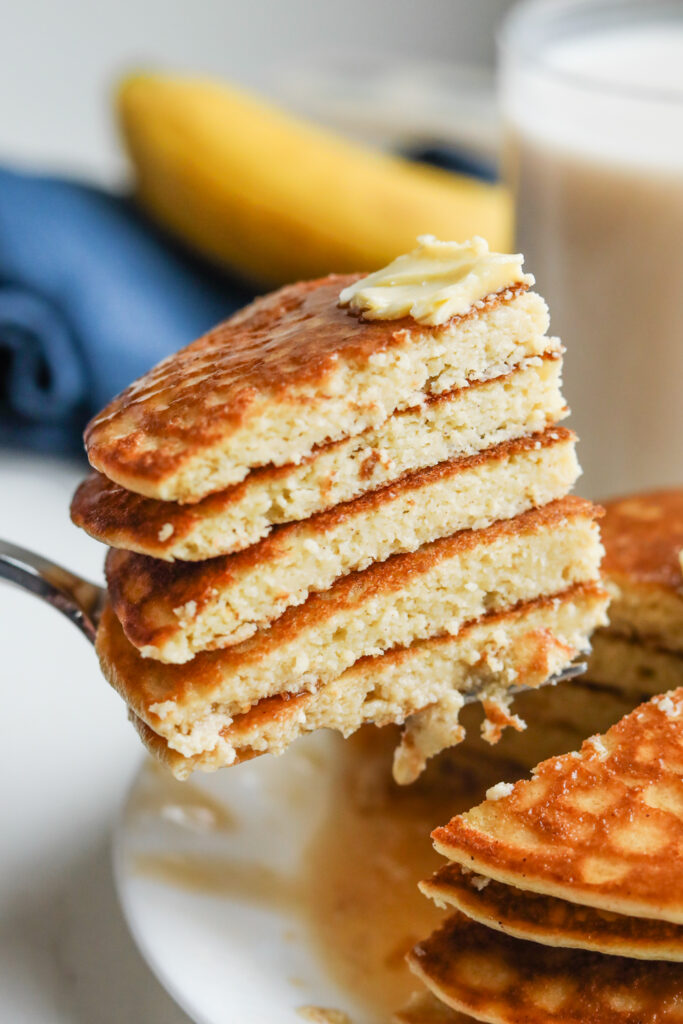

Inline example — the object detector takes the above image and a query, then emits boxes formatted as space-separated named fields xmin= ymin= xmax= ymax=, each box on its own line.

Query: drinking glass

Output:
xmin=500 ymin=0 xmax=683 ymax=497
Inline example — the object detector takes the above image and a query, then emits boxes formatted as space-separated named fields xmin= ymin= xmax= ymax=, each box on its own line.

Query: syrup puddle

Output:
xmin=134 ymin=852 xmax=300 ymax=911
xmin=126 ymin=719 xmax=537 ymax=1021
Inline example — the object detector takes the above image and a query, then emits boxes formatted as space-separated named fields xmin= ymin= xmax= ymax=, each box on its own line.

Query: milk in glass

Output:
xmin=501 ymin=3 xmax=683 ymax=496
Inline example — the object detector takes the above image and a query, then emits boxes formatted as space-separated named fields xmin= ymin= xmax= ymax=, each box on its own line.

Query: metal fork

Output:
xmin=0 ymin=536 xmax=586 ymax=698
xmin=0 ymin=538 xmax=108 ymax=644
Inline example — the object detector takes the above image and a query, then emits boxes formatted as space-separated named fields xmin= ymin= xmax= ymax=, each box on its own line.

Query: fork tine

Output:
xmin=460 ymin=660 xmax=588 ymax=705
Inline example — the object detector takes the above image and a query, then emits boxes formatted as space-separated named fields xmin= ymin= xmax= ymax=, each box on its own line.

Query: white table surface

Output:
xmin=0 ymin=449 xmax=192 ymax=1023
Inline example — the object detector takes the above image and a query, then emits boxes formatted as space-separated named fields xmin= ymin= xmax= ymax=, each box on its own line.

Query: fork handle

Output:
xmin=0 ymin=539 xmax=105 ymax=644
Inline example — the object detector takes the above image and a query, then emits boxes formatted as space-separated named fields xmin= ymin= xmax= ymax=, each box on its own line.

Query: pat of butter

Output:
xmin=338 ymin=235 xmax=534 ymax=326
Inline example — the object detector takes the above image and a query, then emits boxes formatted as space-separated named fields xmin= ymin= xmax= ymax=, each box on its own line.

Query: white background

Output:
xmin=0 ymin=2 xmax=512 ymax=1021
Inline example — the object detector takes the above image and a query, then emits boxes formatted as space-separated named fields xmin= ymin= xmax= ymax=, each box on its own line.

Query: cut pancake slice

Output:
xmin=72 ymin=355 xmax=566 ymax=561
xmin=408 ymin=913 xmax=683 ymax=1024
xmin=106 ymin=427 xmax=579 ymax=663
xmin=95 ymin=497 xmax=603 ymax=755
xmin=599 ymin=489 xmax=683 ymax=654
xmin=123 ymin=582 xmax=608 ymax=779
xmin=84 ymin=280 xmax=554 ymax=502
xmin=421 ymin=864 xmax=683 ymax=962
xmin=432 ymin=687 xmax=683 ymax=925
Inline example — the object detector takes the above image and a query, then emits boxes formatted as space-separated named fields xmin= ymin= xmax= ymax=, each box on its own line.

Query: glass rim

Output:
xmin=499 ymin=0 xmax=683 ymax=107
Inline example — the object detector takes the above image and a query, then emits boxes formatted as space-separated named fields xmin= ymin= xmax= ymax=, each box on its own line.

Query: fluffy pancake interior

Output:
xmin=605 ymin=584 xmax=683 ymax=656
xmin=95 ymin=497 xmax=603 ymax=757
xmin=106 ymin=427 xmax=579 ymax=663
xmin=126 ymin=582 xmax=608 ymax=780
xmin=72 ymin=354 xmax=566 ymax=561
xmin=85 ymin=285 xmax=554 ymax=502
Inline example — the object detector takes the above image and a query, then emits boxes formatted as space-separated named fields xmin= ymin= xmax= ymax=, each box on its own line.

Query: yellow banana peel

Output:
xmin=117 ymin=73 xmax=511 ymax=288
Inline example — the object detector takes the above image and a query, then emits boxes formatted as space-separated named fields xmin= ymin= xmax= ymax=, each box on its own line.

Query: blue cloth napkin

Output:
xmin=0 ymin=167 xmax=252 ymax=453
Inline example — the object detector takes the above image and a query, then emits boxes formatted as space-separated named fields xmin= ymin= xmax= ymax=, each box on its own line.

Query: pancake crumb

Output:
xmin=485 ymin=781 xmax=514 ymax=801
xmin=586 ymin=735 xmax=609 ymax=760
xmin=652 ymin=693 xmax=682 ymax=718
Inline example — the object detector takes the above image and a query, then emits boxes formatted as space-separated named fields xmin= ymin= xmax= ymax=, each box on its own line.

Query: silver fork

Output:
xmin=0 ymin=537 xmax=586 ymax=697
xmin=0 ymin=538 xmax=108 ymax=643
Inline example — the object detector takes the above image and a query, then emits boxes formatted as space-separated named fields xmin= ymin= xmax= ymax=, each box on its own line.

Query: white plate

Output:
xmin=112 ymin=721 xmax=519 ymax=1024
xmin=113 ymin=732 xmax=396 ymax=1024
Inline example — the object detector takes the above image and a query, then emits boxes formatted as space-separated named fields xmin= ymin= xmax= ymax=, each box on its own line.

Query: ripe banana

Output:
xmin=117 ymin=73 xmax=511 ymax=288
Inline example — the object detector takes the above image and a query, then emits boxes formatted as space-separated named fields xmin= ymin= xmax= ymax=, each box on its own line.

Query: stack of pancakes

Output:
xmin=71 ymin=246 xmax=607 ymax=782
xmin=409 ymin=687 xmax=683 ymax=1023
xmin=586 ymin=489 xmax=683 ymax=702
xmin=453 ymin=489 xmax=683 ymax=778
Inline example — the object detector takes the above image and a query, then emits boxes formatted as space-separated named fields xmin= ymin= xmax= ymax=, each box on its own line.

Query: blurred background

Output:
xmin=0 ymin=0 xmax=513 ymax=180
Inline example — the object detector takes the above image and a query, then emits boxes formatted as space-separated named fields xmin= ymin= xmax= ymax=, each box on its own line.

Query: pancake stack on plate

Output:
xmin=71 ymin=237 xmax=607 ymax=782
xmin=409 ymin=688 xmax=683 ymax=1023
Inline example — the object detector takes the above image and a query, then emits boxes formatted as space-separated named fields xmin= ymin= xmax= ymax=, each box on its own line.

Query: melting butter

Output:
xmin=338 ymin=235 xmax=533 ymax=326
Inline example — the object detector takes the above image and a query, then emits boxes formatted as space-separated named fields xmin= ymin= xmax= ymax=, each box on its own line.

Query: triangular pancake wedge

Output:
xmin=432 ymin=689 xmax=683 ymax=924
xmin=408 ymin=913 xmax=683 ymax=1024
xmin=420 ymin=863 xmax=683 ymax=961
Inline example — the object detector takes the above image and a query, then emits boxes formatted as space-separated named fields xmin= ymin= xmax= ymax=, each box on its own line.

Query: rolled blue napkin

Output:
xmin=0 ymin=167 xmax=252 ymax=453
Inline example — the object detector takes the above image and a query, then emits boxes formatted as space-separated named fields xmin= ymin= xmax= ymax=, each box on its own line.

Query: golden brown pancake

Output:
xmin=84 ymin=279 xmax=554 ymax=502
xmin=118 ymin=582 xmax=608 ymax=780
xmin=421 ymin=864 xmax=683 ymax=961
xmin=432 ymin=688 xmax=683 ymax=924
xmin=104 ymin=428 xmax=579 ymax=662
xmin=602 ymin=490 xmax=683 ymax=594
xmin=72 ymin=357 xmax=566 ymax=561
xmin=95 ymin=497 xmax=603 ymax=755
xmin=408 ymin=913 xmax=683 ymax=1024
xmin=598 ymin=489 xmax=683 ymax=654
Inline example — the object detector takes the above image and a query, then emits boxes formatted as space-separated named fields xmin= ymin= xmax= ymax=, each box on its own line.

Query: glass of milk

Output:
xmin=500 ymin=0 xmax=683 ymax=497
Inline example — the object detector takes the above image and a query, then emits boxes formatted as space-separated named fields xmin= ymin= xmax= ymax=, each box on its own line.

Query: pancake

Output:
xmin=587 ymin=631 xmax=683 ymax=699
xmin=421 ymin=864 xmax=683 ymax=961
xmin=432 ymin=687 xmax=683 ymax=924
xmin=395 ymin=992 xmax=466 ymax=1024
xmin=600 ymin=489 xmax=683 ymax=653
xmin=106 ymin=427 xmax=579 ymax=663
xmin=95 ymin=497 xmax=603 ymax=756
xmin=84 ymin=279 xmax=554 ymax=502
xmin=408 ymin=913 xmax=683 ymax=1024
xmin=465 ymin=673 xmax=669 ymax=780
xmin=120 ymin=582 xmax=608 ymax=779
xmin=72 ymin=356 xmax=566 ymax=561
